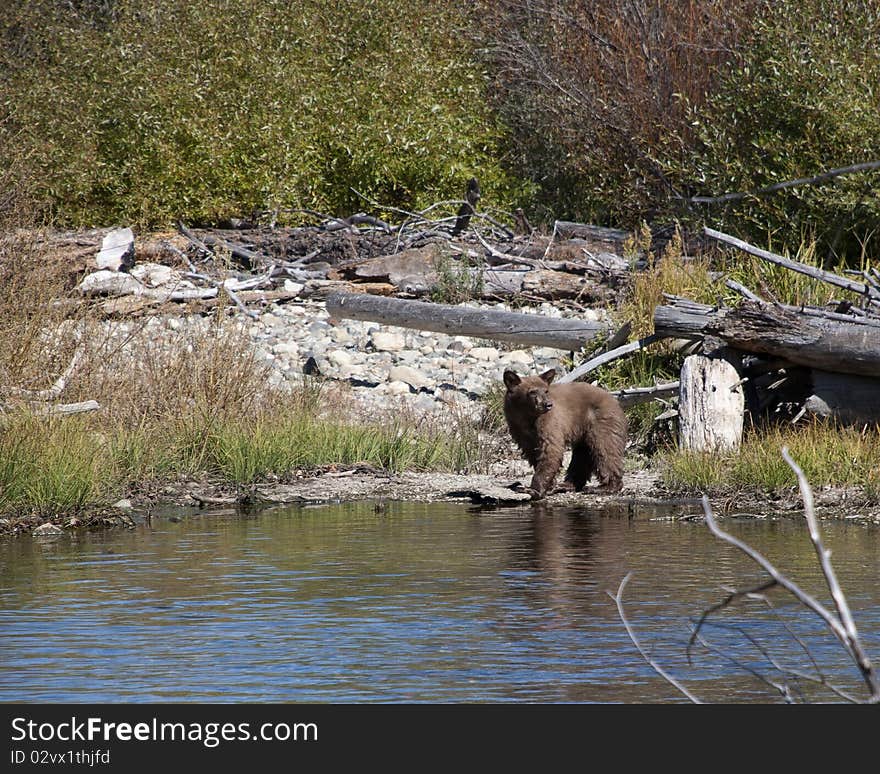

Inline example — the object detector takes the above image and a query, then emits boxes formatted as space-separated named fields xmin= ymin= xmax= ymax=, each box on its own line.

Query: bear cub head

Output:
xmin=503 ymin=368 xmax=557 ymax=417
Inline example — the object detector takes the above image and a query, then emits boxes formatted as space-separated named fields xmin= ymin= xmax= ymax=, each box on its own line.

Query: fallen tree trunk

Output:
xmin=612 ymin=381 xmax=679 ymax=408
xmin=553 ymin=221 xmax=631 ymax=244
xmin=327 ymin=292 xmax=609 ymax=351
xmin=654 ymin=299 xmax=880 ymax=378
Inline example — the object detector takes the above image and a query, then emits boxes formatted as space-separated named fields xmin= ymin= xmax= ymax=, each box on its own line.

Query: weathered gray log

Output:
xmin=678 ymin=354 xmax=744 ymax=451
xmin=804 ymin=371 xmax=880 ymax=425
xmin=520 ymin=269 xmax=605 ymax=300
xmin=705 ymin=228 xmax=880 ymax=307
xmin=35 ymin=400 xmax=101 ymax=416
xmin=327 ymin=292 xmax=609 ymax=351
xmin=654 ymin=299 xmax=880 ymax=378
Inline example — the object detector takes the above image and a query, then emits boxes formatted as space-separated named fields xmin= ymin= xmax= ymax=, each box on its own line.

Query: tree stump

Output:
xmin=678 ymin=354 xmax=744 ymax=452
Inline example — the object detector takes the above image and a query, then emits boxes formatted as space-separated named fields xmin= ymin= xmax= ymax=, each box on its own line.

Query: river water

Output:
xmin=1 ymin=500 xmax=878 ymax=703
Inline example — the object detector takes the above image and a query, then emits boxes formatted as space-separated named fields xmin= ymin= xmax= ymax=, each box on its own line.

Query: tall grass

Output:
xmin=664 ymin=422 xmax=880 ymax=496
xmin=0 ymin=414 xmax=111 ymax=513
xmin=590 ymin=229 xmax=718 ymax=443
xmin=0 ymin=235 xmax=492 ymax=516
xmin=0 ymin=385 xmax=490 ymax=515
xmin=718 ymin=237 xmax=862 ymax=308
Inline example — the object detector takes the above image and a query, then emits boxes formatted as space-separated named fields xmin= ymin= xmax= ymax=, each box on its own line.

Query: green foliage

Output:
xmin=477 ymin=0 xmax=758 ymax=225
xmin=684 ymin=0 xmax=880 ymax=259
xmin=0 ymin=0 xmax=520 ymax=227
xmin=480 ymin=0 xmax=880 ymax=259
xmin=431 ymin=251 xmax=485 ymax=304
xmin=479 ymin=380 xmax=508 ymax=434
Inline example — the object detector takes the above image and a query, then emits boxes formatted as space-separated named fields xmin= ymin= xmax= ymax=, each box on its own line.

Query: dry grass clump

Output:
xmin=0 ymin=255 xmax=492 ymax=516
xmin=0 ymin=232 xmax=89 ymax=397
xmin=663 ymin=421 xmax=880 ymax=497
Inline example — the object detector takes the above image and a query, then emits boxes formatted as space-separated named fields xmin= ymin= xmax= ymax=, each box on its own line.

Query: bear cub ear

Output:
xmin=539 ymin=368 xmax=557 ymax=385
xmin=503 ymin=370 xmax=522 ymax=390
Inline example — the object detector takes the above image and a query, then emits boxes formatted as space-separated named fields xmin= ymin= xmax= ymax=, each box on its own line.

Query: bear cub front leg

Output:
xmin=529 ymin=443 xmax=563 ymax=500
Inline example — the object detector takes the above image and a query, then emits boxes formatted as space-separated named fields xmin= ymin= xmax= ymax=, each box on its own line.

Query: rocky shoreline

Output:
xmin=4 ymin=225 xmax=880 ymax=538
xmin=103 ymin=292 xmax=608 ymax=420
xmin=5 ymin=290 xmax=880 ymax=538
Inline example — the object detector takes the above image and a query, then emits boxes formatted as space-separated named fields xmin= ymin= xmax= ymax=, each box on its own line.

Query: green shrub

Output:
xmin=0 ymin=0 xmax=521 ymax=227
xmin=480 ymin=0 xmax=880 ymax=260
xmin=684 ymin=0 xmax=880 ymax=259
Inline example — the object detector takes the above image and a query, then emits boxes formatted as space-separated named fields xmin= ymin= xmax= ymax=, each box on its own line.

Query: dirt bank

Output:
xmin=4 ymin=460 xmax=878 ymax=539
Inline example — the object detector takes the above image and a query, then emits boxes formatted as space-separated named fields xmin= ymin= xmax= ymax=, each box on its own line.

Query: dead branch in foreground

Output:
xmin=612 ymin=449 xmax=879 ymax=704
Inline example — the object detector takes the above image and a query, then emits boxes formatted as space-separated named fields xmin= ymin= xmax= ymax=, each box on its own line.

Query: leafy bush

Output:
xmin=479 ymin=0 xmax=880 ymax=260
xmin=683 ymin=0 xmax=880 ymax=258
xmin=478 ymin=0 xmax=757 ymax=224
xmin=0 ymin=0 xmax=521 ymax=227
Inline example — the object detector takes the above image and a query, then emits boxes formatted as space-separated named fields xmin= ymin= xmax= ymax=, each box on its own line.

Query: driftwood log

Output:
xmin=612 ymin=381 xmax=679 ymax=408
xmin=553 ymin=221 xmax=631 ymax=244
xmin=327 ymin=292 xmax=609 ymax=351
xmin=654 ymin=299 xmax=880 ymax=378
xmin=705 ymin=227 xmax=880 ymax=308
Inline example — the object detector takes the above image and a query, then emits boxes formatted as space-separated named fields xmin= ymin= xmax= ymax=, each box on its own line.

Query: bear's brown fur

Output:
xmin=503 ymin=368 xmax=627 ymax=499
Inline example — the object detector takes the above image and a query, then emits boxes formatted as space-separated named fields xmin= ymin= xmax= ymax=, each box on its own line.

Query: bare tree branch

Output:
xmin=699 ymin=451 xmax=879 ymax=701
xmin=686 ymin=160 xmax=880 ymax=205
xmin=781 ymin=447 xmax=879 ymax=700
xmin=609 ymin=573 xmax=703 ymax=704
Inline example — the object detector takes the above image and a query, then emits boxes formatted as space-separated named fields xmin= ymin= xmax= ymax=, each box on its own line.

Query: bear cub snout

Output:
xmin=503 ymin=368 xmax=627 ymax=500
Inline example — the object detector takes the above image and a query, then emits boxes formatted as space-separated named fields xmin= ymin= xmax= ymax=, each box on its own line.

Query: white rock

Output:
xmin=370 ymin=331 xmax=406 ymax=352
xmin=95 ymin=227 xmax=135 ymax=271
xmin=33 ymin=523 xmax=64 ymax=536
xmin=470 ymin=346 xmax=499 ymax=361
xmin=330 ymin=327 xmax=352 ymax=344
xmin=500 ymin=349 xmax=532 ymax=365
xmin=388 ymin=365 xmax=429 ymax=388
xmin=328 ymin=350 xmax=355 ymax=367
xmin=112 ymin=499 xmax=133 ymax=510
xmin=387 ymin=380 xmax=413 ymax=395
xmin=283 ymin=280 xmax=305 ymax=295
xmin=532 ymin=347 xmax=562 ymax=361
xmin=396 ymin=349 xmax=421 ymax=363
xmin=130 ymin=262 xmax=174 ymax=287
xmin=261 ymin=313 xmax=281 ymax=328
xmin=273 ymin=341 xmax=299 ymax=357
xmin=77 ymin=270 xmax=143 ymax=297
xmin=461 ymin=376 xmax=489 ymax=395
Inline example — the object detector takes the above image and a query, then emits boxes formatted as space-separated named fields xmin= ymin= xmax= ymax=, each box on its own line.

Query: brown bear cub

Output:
xmin=503 ymin=368 xmax=627 ymax=500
